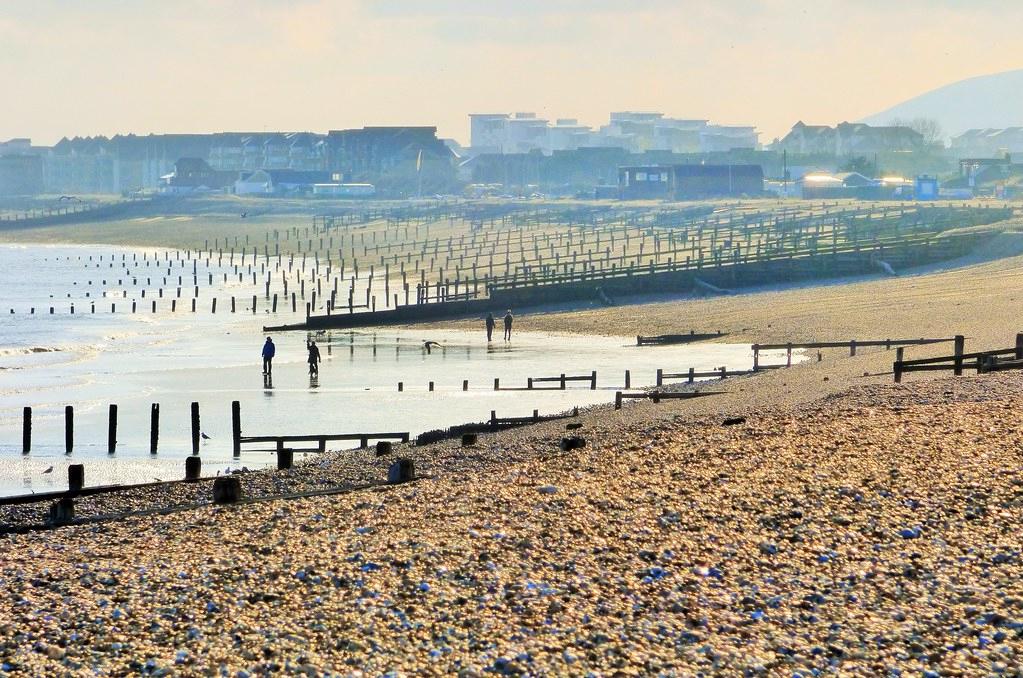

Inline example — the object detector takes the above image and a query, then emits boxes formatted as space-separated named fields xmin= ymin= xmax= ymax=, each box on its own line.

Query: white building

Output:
xmin=467 ymin=111 xmax=759 ymax=156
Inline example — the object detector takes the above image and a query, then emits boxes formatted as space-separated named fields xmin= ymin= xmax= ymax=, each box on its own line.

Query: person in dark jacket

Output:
xmin=503 ymin=310 xmax=513 ymax=341
xmin=262 ymin=337 xmax=276 ymax=375
xmin=485 ymin=312 xmax=496 ymax=342
xmin=307 ymin=340 xmax=321 ymax=375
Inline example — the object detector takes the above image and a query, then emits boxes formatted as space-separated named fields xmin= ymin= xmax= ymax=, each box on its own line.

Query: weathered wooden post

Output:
xmin=191 ymin=402 xmax=200 ymax=454
xmin=22 ymin=407 xmax=30 ymax=454
xmin=387 ymin=459 xmax=415 ymax=484
xmin=232 ymin=400 xmax=241 ymax=456
xmin=398 ymin=381 xmax=404 ymax=392
xmin=560 ymin=374 xmax=567 ymax=390
xmin=184 ymin=456 xmax=201 ymax=481
xmin=150 ymin=403 xmax=160 ymax=454
xmin=428 ymin=381 xmax=434 ymax=391
xmin=850 ymin=339 xmax=857 ymax=357
xmin=894 ymin=347 xmax=905 ymax=383
xmin=276 ymin=446 xmax=294 ymax=470
xmin=656 ymin=368 xmax=663 ymax=387
xmin=590 ymin=371 xmax=597 ymax=390
xmin=462 ymin=379 xmax=469 ymax=391
xmin=1016 ymin=332 xmax=1023 ymax=360
xmin=49 ymin=498 xmax=75 ymax=526
xmin=753 ymin=345 xmax=760 ymax=370
xmin=213 ymin=476 xmax=241 ymax=504
xmin=68 ymin=464 xmax=84 ymax=492
xmin=65 ymin=405 xmax=73 ymax=454
xmin=786 ymin=343 xmax=793 ymax=367
xmin=493 ymin=378 xmax=500 ymax=391
xmin=108 ymin=404 xmax=118 ymax=454
xmin=953 ymin=334 xmax=965 ymax=376
xmin=624 ymin=370 xmax=631 ymax=389
xmin=615 ymin=391 xmax=623 ymax=410
xmin=375 ymin=441 xmax=392 ymax=456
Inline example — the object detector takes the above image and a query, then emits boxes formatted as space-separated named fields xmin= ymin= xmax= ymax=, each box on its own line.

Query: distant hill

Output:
xmin=861 ymin=69 xmax=1023 ymax=139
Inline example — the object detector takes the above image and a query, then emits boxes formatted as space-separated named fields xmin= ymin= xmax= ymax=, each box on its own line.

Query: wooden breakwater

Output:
xmin=269 ymin=223 xmax=1004 ymax=332
xmin=893 ymin=333 xmax=1023 ymax=382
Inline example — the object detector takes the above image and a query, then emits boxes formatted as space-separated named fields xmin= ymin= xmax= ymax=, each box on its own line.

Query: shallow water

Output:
xmin=0 ymin=244 xmax=795 ymax=497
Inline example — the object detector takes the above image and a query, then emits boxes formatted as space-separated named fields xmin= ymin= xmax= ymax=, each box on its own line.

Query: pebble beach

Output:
xmin=4 ymin=216 xmax=1023 ymax=675
xmin=3 ymin=365 xmax=1023 ymax=675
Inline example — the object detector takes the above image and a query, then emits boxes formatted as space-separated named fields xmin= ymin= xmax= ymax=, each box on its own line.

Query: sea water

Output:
xmin=0 ymin=243 xmax=792 ymax=497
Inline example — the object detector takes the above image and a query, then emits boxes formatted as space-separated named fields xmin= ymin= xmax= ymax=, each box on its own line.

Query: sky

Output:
xmin=2 ymin=0 xmax=1022 ymax=145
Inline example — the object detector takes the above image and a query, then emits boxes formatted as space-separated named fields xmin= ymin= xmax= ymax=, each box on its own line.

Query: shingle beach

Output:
xmin=3 ymin=368 xmax=1023 ymax=676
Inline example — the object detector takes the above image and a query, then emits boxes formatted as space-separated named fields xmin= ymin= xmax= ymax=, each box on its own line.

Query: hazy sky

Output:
xmin=2 ymin=0 xmax=1022 ymax=145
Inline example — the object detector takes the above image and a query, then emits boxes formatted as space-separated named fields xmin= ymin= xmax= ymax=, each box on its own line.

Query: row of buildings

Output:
xmin=0 ymin=128 xmax=458 ymax=197
xmin=2 ymin=116 xmax=1022 ymax=199
xmin=468 ymin=111 xmax=760 ymax=156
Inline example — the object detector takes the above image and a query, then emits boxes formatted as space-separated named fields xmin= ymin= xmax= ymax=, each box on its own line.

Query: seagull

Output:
xmin=423 ymin=340 xmax=441 ymax=354
xmin=201 ymin=432 xmax=211 ymax=440
xmin=42 ymin=466 xmax=53 ymax=474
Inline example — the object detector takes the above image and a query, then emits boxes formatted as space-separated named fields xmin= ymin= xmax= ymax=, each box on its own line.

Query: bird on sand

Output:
xmin=201 ymin=432 xmax=211 ymax=440
xmin=42 ymin=466 xmax=53 ymax=474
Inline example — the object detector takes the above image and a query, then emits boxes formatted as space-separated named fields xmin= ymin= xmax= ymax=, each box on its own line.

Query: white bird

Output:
xmin=42 ymin=466 xmax=53 ymax=474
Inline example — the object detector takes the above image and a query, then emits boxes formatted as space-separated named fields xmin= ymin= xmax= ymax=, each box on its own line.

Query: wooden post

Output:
xmin=560 ymin=373 xmax=566 ymax=390
xmin=656 ymin=368 xmax=663 ymax=386
xmin=428 ymin=381 xmax=434 ymax=391
xmin=615 ymin=391 xmax=623 ymax=410
xmin=232 ymin=400 xmax=241 ymax=456
xmin=191 ymin=402 xmax=200 ymax=454
xmin=527 ymin=377 xmax=534 ymax=389
xmin=185 ymin=456 xmax=201 ymax=481
xmin=108 ymin=404 xmax=118 ymax=454
xmin=150 ymin=404 xmax=159 ymax=454
xmin=752 ymin=345 xmax=760 ymax=371
xmin=624 ymin=370 xmax=631 ymax=389
xmin=68 ymin=464 xmax=84 ymax=493
xmin=953 ymin=334 xmax=965 ymax=375
xmin=590 ymin=370 xmax=597 ymax=390
xmin=494 ymin=378 xmax=500 ymax=391
xmin=22 ymin=407 xmax=31 ymax=454
xmin=213 ymin=476 xmax=240 ymax=503
xmin=277 ymin=448 xmax=294 ymax=470
xmin=719 ymin=366 xmax=727 ymax=379
xmin=65 ymin=405 xmax=73 ymax=454
xmin=894 ymin=347 xmax=904 ymax=383
xmin=462 ymin=379 xmax=469 ymax=391
xmin=850 ymin=339 xmax=857 ymax=356
xmin=398 ymin=381 xmax=404 ymax=392
xmin=786 ymin=343 xmax=792 ymax=367
xmin=688 ymin=367 xmax=695 ymax=383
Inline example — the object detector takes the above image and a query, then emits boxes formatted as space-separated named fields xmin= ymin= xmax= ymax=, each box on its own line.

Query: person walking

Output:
xmin=262 ymin=337 xmax=276 ymax=375
xmin=307 ymin=340 xmax=321 ymax=376
xmin=503 ymin=309 xmax=513 ymax=341
xmin=485 ymin=312 xmax=496 ymax=342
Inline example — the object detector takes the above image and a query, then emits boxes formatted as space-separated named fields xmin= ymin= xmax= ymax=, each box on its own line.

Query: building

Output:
xmin=325 ymin=126 xmax=457 ymax=195
xmin=159 ymin=158 xmax=235 ymax=193
xmin=467 ymin=111 xmax=760 ymax=156
xmin=234 ymin=169 xmax=333 ymax=196
xmin=774 ymin=122 xmax=924 ymax=156
xmin=951 ymin=128 xmax=1023 ymax=158
xmin=0 ymin=154 xmax=44 ymax=196
xmin=618 ymin=164 xmax=764 ymax=200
